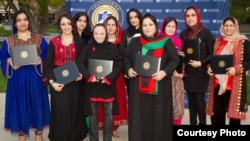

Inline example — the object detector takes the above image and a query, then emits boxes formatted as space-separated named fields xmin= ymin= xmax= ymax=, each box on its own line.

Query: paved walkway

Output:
xmin=0 ymin=93 xmax=249 ymax=140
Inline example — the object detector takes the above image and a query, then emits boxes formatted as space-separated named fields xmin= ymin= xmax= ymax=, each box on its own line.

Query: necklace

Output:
xmin=17 ymin=31 xmax=31 ymax=41
xmin=61 ymin=35 xmax=73 ymax=46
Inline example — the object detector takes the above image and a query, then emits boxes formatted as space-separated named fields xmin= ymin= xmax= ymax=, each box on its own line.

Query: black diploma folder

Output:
xmin=210 ymin=54 xmax=234 ymax=74
xmin=88 ymin=59 xmax=113 ymax=78
xmin=10 ymin=44 xmax=38 ymax=66
xmin=182 ymin=38 xmax=200 ymax=63
xmin=53 ymin=61 xmax=80 ymax=84
xmin=134 ymin=54 xmax=161 ymax=77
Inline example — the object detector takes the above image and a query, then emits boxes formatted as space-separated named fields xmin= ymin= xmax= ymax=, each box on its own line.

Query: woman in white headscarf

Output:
xmin=206 ymin=15 xmax=250 ymax=125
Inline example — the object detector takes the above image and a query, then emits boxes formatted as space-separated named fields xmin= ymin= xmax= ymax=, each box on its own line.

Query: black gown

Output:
xmin=42 ymin=35 xmax=88 ymax=141
xmin=124 ymin=36 xmax=179 ymax=141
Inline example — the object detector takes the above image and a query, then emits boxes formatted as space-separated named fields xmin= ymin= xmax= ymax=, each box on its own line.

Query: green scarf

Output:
xmin=140 ymin=37 xmax=169 ymax=95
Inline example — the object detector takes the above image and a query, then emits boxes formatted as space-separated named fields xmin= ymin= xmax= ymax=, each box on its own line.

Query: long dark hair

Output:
xmin=56 ymin=12 xmax=74 ymax=34
xmin=12 ymin=9 xmax=32 ymax=34
xmin=126 ymin=8 xmax=142 ymax=28
xmin=73 ymin=12 xmax=92 ymax=39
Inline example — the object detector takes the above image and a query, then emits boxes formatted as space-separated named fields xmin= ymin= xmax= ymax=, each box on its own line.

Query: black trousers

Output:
xmin=187 ymin=91 xmax=207 ymax=125
xmin=211 ymin=86 xmax=240 ymax=125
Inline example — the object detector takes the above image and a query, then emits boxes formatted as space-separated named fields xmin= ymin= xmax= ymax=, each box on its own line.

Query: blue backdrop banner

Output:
xmin=65 ymin=0 xmax=229 ymax=37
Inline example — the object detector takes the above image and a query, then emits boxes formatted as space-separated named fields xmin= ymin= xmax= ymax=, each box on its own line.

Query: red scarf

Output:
xmin=138 ymin=36 xmax=167 ymax=95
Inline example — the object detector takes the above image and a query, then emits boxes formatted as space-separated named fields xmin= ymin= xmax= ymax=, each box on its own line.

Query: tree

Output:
xmin=230 ymin=0 xmax=250 ymax=24
xmin=0 ymin=0 xmax=65 ymax=34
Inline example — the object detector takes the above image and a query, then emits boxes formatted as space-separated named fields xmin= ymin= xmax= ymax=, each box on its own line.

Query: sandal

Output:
xmin=112 ymin=130 xmax=120 ymax=138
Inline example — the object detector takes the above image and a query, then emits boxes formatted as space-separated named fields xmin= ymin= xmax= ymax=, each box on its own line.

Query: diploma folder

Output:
xmin=53 ymin=61 xmax=80 ymax=84
xmin=134 ymin=54 xmax=161 ymax=77
xmin=182 ymin=38 xmax=200 ymax=63
xmin=88 ymin=59 xmax=113 ymax=78
xmin=10 ymin=44 xmax=38 ymax=66
xmin=210 ymin=55 xmax=234 ymax=74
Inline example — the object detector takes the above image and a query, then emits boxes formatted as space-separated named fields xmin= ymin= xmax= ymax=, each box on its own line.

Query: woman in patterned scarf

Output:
xmin=206 ymin=15 xmax=250 ymax=125
xmin=160 ymin=16 xmax=185 ymax=125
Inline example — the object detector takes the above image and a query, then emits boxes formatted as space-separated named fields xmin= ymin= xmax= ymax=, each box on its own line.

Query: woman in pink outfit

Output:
xmin=160 ymin=17 xmax=185 ymax=125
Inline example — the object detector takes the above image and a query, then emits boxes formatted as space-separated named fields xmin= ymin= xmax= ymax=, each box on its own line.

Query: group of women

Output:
xmin=0 ymin=5 xmax=249 ymax=141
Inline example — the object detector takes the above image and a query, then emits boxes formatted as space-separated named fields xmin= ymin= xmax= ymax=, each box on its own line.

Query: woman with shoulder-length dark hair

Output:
xmin=42 ymin=12 xmax=88 ymax=141
xmin=124 ymin=13 xmax=179 ymax=141
xmin=73 ymin=12 xmax=93 ymax=45
xmin=0 ymin=9 xmax=50 ymax=141
xmin=121 ymin=8 xmax=143 ymax=97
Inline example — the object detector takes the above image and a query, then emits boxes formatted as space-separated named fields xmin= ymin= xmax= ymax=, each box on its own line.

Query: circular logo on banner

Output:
xmin=88 ymin=0 xmax=124 ymax=26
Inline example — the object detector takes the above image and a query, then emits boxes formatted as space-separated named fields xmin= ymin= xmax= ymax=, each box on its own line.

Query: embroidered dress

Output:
xmin=205 ymin=16 xmax=250 ymax=124
xmin=0 ymin=33 xmax=50 ymax=136
xmin=42 ymin=35 xmax=88 ymax=141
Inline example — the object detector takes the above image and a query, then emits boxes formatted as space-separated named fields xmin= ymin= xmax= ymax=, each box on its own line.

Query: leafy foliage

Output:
xmin=230 ymin=0 xmax=250 ymax=24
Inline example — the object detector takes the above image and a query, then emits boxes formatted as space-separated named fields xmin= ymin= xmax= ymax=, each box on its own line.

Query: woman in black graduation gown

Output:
xmin=179 ymin=6 xmax=215 ymax=125
xmin=42 ymin=13 xmax=88 ymax=141
xmin=120 ymin=8 xmax=143 ymax=96
xmin=77 ymin=23 xmax=123 ymax=141
xmin=124 ymin=13 xmax=179 ymax=141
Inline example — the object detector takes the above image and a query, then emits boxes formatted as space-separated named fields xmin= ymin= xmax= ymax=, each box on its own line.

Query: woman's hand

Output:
xmin=7 ymin=57 xmax=20 ymax=70
xmin=152 ymin=70 xmax=167 ymax=81
xmin=91 ymin=76 xmax=100 ymax=83
xmin=36 ymin=57 xmax=42 ymax=65
xmin=76 ymin=73 xmax=82 ymax=81
xmin=173 ymin=70 xmax=183 ymax=79
xmin=188 ymin=60 xmax=201 ymax=68
xmin=128 ymin=68 xmax=137 ymax=78
xmin=51 ymin=82 xmax=64 ymax=92
xmin=207 ymin=67 xmax=214 ymax=76
xmin=226 ymin=67 xmax=236 ymax=76
xmin=178 ymin=51 xmax=185 ymax=57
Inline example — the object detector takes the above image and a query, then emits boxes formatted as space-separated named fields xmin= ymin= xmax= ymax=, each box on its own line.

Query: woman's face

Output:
xmin=129 ymin=11 xmax=140 ymax=29
xmin=76 ymin=15 xmax=87 ymax=31
xmin=15 ymin=13 xmax=29 ymax=32
xmin=222 ymin=20 xmax=236 ymax=36
xmin=60 ymin=17 xmax=73 ymax=35
xmin=93 ymin=26 xmax=106 ymax=43
xmin=106 ymin=19 xmax=117 ymax=35
xmin=164 ymin=20 xmax=176 ymax=36
xmin=142 ymin=17 xmax=156 ymax=38
xmin=185 ymin=9 xmax=198 ymax=27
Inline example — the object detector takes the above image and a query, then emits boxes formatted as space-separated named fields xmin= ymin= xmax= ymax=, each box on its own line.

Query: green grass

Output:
xmin=0 ymin=73 xmax=7 ymax=92
xmin=0 ymin=25 xmax=59 ymax=36
xmin=0 ymin=26 xmax=12 ymax=37
xmin=46 ymin=25 xmax=59 ymax=34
